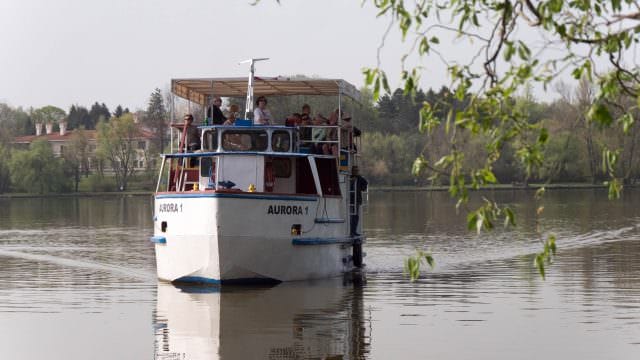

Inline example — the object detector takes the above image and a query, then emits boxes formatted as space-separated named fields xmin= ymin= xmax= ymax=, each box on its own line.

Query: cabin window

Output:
xmin=273 ymin=158 xmax=292 ymax=178
xmin=271 ymin=131 xmax=291 ymax=152
xmin=138 ymin=141 xmax=146 ymax=150
xmin=203 ymin=130 xmax=218 ymax=151
xmin=200 ymin=157 xmax=215 ymax=177
xmin=222 ymin=130 xmax=268 ymax=151
xmin=315 ymin=158 xmax=341 ymax=196
xmin=295 ymin=158 xmax=317 ymax=195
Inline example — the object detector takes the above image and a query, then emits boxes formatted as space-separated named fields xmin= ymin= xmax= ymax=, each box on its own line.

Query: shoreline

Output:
xmin=0 ymin=183 xmax=627 ymax=198
xmin=370 ymin=183 xmax=613 ymax=192
xmin=0 ymin=191 xmax=153 ymax=199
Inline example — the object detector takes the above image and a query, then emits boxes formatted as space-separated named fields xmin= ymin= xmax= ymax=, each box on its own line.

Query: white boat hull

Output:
xmin=153 ymin=193 xmax=355 ymax=283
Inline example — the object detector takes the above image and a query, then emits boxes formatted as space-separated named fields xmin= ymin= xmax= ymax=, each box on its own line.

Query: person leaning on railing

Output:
xmin=254 ymin=96 xmax=272 ymax=125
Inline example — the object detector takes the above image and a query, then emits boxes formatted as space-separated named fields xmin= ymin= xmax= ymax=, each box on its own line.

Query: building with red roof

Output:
xmin=13 ymin=120 xmax=155 ymax=171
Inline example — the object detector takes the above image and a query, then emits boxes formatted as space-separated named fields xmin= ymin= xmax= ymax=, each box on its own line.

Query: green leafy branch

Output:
xmin=405 ymin=250 xmax=435 ymax=281
xmin=361 ymin=0 xmax=640 ymax=279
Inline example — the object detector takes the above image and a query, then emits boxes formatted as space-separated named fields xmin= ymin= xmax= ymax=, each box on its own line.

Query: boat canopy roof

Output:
xmin=171 ymin=76 xmax=361 ymax=105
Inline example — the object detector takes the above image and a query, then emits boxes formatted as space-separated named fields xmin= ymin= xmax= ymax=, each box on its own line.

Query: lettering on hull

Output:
xmin=159 ymin=203 xmax=182 ymax=212
xmin=267 ymin=205 xmax=308 ymax=216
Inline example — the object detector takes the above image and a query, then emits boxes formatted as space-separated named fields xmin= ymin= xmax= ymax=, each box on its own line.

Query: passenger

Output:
xmin=253 ymin=96 xmax=272 ymax=125
xmin=301 ymin=103 xmax=311 ymax=118
xmin=340 ymin=112 xmax=353 ymax=150
xmin=311 ymin=115 xmax=327 ymax=154
xmin=183 ymin=114 xmax=201 ymax=152
xmin=349 ymin=166 xmax=368 ymax=236
xmin=285 ymin=113 xmax=301 ymax=127
xmin=207 ymin=97 xmax=226 ymax=125
xmin=300 ymin=113 xmax=312 ymax=148
xmin=223 ymin=104 xmax=239 ymax=125
xmin=325 ymin=110 xmax=339 ymax=156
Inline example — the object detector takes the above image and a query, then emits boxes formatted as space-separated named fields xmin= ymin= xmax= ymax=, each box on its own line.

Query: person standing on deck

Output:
xmin=207 ymin=97 xmax=226 ymax=125
xmin=183 ymin=114 xmax=201 ymax=151
xmin=254 ymin=96 xmax=272 ymax=125
xmin=350 ymin=166 xmax=368 ymax=236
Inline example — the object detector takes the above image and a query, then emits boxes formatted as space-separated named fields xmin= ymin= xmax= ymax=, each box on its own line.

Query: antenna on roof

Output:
xmin=239 ymin=58 xmax=269 ymax=121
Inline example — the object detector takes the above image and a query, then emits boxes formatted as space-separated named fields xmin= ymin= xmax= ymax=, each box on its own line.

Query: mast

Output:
xmin=239 ymin=58 xmax=269 ymax=122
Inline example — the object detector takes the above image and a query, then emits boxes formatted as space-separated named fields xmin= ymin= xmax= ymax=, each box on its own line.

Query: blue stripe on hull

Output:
xmin=292 ymin=237 xmax=354 ymax=245
xmin=174 ymin=276 xmax=221 ymax=284
xmin=150 ymin=236 xmax=166 ymax=244
xmin=156 ymin=193 xmax=318 ymax=202
xmin=173 ymin=276 xmax=281 ymax=285
xmin=314 ymin=218 xmax=345 ymax=224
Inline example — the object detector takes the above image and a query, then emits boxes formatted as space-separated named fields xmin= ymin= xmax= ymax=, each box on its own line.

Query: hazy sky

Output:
xmin=0 ymin=0 xmax=436 ymax=111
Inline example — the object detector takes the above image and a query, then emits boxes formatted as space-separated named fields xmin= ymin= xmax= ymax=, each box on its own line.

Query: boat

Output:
xmin=150 ymin=61 xmax=367 ymax=284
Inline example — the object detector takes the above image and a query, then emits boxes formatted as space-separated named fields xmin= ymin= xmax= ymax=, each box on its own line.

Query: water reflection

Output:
xmin=155 ymin=274 xmax=370 ymax=360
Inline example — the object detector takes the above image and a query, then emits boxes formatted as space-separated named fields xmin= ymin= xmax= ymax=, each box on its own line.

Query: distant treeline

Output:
xmin=356 ymin=81 xmax=640 ymax=186
xmin=2 ymin=80 xmax=639 ymax=192
xmin=0 ymin=102 xmax=130 ymax=137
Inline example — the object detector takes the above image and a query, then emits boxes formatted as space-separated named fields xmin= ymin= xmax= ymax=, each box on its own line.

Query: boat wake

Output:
xmin=363 ymin=223 xmax=640 ymax=274
xmin=0 ymin=248 xmax=154 ymax=281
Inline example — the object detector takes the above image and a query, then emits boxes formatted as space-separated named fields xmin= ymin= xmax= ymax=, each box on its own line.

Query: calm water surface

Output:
xmin=0 ymin=190 xmax=639 ymax=359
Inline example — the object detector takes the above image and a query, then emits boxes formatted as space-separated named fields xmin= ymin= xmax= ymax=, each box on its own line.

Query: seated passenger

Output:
xmin=254 ymin=96 xmax=272 ymax=125
xmin=223 ymin=104 xmax=239 ymax=125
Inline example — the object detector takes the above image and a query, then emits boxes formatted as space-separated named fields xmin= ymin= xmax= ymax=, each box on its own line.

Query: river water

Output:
xmin=0 ymin=189 xmax=639 ymax=359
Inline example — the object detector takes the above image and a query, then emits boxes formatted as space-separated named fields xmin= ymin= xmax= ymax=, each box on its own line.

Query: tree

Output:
xmin=89 ymin=102 xmax=111 ymax=127
xmin=62 ymin=127 xmax=90 ymax=192
xmin=0 ymin=144 xmax=10 ymax=193
xmin=1 ymin=104 xmax=34 ymax=137
xmin=68 ymin=105 xmax=92 ymax=130
xmin=145 ymin=88 xmax=168 ymax=153
xmin=96 ymin=113 xmax=138 ymax=191
xmin=355 ymin=0 xmax=640 ymax=278
xmin=8 ymin=139 xmax=69 ymax=193
xmin=32 ymin=105 xmax=65 ymax=126
xmin=114 ymin=105 xmax=124 ymax=118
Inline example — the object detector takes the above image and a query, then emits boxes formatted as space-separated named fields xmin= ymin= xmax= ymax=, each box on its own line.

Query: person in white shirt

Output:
xmin=253 ymin=96 xmax=272 ymax=125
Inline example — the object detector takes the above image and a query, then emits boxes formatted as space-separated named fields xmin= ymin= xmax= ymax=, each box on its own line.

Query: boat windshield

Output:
xmin=202 ymin=129 xmax=217 ymax=151
xmin=221 ymin=130 xmax=268 ymax=151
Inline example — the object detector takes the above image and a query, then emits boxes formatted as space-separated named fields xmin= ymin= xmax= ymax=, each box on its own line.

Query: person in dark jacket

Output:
xmin=207 ymin=97 xmax=226 ymax=125
xmin=349 ymin=166 xmax=368 ymax=236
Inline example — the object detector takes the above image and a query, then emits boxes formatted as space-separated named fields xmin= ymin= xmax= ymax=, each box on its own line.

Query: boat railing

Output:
xmin=296 ymin=124 xmax=360 ymax=172
xmin=296 ymin=124 xmax=341 ymax=155
xmin=165 ymin=122 xmax=360 ymax=177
